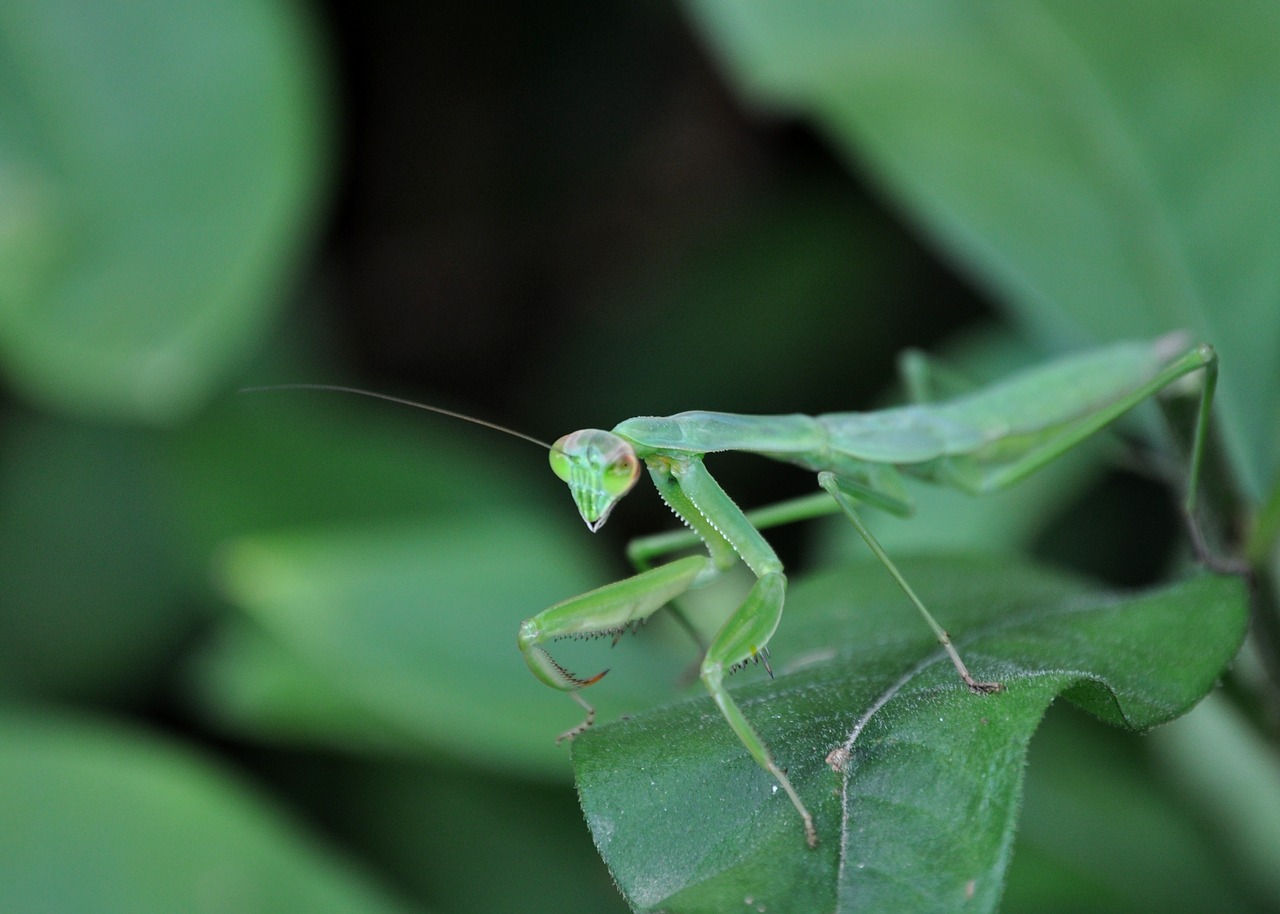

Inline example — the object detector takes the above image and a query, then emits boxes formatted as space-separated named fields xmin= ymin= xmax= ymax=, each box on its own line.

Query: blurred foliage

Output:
xmin=0 ymin=0 xmax=329 ymax=422
xmin=0 ymin=2 xmax=1276 ymax=913
xmin=686 ymin=0 xmax=1280 ymax=501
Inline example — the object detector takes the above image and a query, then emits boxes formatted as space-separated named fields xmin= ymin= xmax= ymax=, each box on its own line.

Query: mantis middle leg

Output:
xmin=819 ymin=472 xmax=1004 ymax=693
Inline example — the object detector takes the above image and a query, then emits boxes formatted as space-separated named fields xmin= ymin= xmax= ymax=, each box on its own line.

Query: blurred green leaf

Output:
xmin=572 ymin=557 xmax=1247 ymax=913
xmin=684 ymin=0 xmax=1280 ymax=500
xmin=1151 ymin=691 xmax=1280 ymax=908
xmin=188 ymin=618 xmax=418 ymax=753
xmin=1006 ymin=705 xmax=1270 ymax=914
xmin=0 ymin=709 xmax=417 ymax=914
xmin=329 ymin=760 xmax=632 ymax=914
xmin=200 ymin=516 xmax=688 ymax=779
xmin=170 ymin=386 xmax=554 ymax=553
xmin=0 ymin=0 xmax=329 ymax=422
xmin=0 ymin=410 xmax=195 ymax=701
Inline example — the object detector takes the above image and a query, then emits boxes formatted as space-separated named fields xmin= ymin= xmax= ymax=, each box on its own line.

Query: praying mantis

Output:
xmin=518 ymin=332 xmax=1219 ymax=849
xmin=252 ymin=331 xmax=1221 ymax=849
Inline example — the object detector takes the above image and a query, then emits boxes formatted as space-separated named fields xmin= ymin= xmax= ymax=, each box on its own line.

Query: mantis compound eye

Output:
xmin=549 ymin=429 xmax=641 ymax=531
xmin=603 ymin=453 xmax=640 ymax=496
xmin=548 ymin=443 xmax=574 ymax=484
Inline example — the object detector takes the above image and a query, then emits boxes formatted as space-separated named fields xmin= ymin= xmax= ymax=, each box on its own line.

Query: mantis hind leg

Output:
xmin=897 ymin=347 xmax=977 ymax=404
xmin=819 ymin=472 xmax=1004 ymax=693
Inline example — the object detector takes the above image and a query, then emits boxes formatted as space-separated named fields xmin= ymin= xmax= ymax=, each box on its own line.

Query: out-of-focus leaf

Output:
xmin=1151 ymin=691 xmax=1280 ymax=908
xmin=572 ymin=557 xmax=1247 ymax=913
xmin=1005 ymin=705 xmax=1267 ymax=914
xmin=202 ymin=516 xmax=688 ymax=780
xmin=0 ymin=411 xmax=195 ymax=700
xmin=684 ymin=0 xmax=1280 ymax=500
xmin=0 ymin=709 xmax=417 ymax=914
xmin=169 ymin=386 xmax=554 ymax=554
xmin=0 ymin=0 xmax=329 ymax=422
xmin=188 ymin=619 xmax=417 ymax=753
xmin=330 ymin=760 xmax=632 ymax=914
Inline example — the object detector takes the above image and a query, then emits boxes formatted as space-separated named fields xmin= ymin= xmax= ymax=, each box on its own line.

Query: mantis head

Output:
xmin=549 ymin=429 xmax=641 ymax=532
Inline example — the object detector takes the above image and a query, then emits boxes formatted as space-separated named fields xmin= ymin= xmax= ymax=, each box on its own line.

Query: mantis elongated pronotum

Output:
xmin=253 ymin=332 xmax=1220 ymax=849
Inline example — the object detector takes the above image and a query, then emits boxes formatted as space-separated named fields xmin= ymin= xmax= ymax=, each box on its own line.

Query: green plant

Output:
xmin=1 ymin=3 xmax=1277 ymax=914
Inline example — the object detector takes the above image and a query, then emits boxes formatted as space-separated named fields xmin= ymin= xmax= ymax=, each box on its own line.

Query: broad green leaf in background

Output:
xmin=0 ymin=410 xmax=193 ymax=702
xmin=189 ymin=618 xmax=419 ymax=754
xmin=0 ymin=0 xmax=329 ymax=423
xmin=1005 ymin=703 xmax=1274 ymax=914
xmin=572 ymin=557 xmax=1247 ymax=914
xmin=328 ymin=761 xmax=632 ymax=914
xmin=0 ymin=709 xmax=417 ymax=914
xmin=170 ymin=384 xmax=558 ymax=553
xmin=199 ymin=516 xmax=689 ymax=779
xmin=178 ymin=388 xmax=694 ymax=774
xmin=684 ymin=0 xmax=1280 ymax=501
xmin=1150 ymin=691 xmax=1280 ymax=909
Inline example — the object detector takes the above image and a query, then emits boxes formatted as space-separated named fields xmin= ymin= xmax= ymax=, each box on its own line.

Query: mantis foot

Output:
xmin=965 ymin=678 xmax=1005 ymax=695
xmin=940 ymin=638 xmax=1004 ymax=694
xmin=802 ymin=814 xmax=818 ymax=849
xmin=1185 ymin=509 xmax=1253 ymax=578
xmin=555 ymin=692 xmax=596 ymax=744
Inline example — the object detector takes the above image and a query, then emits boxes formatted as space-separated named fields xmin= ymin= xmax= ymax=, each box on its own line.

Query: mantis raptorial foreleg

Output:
xmin=521 ymin=455 xmax=819 ymax=847
xmin=519 ymin=554 xmax=708 ymax=740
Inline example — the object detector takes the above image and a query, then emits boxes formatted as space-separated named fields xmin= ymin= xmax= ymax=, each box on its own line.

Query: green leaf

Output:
xmin=201 ymin=516 xmax=688 ymax=779
xmin=187 ymin=618 xmax=418 ymax=754
xmin=0 ymin=0 xmax=329 ymax=422
xmin=0 ymin=411 xmax=195 ymax=701
xmin=1007 ymin=704 xmax=1275 ymax=914
xmin=332 ymin=761 xmax=633 ymax=914
xmin=1151 ymin=691 xmax=1280 ymax=908
xmin=0 ymin=709 xmax=416 ymax=914
xmin=171 ymin=384 xmax=553 ymax=552
xmin=572 ymin=556 xmax=1247 ymax=913
xmin=683 ymin=0 xmax=1280 ymax=500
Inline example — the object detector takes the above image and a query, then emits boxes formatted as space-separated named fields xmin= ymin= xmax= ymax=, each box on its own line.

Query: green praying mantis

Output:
xmin=254 ymin=332 xmax=1221 ymax=849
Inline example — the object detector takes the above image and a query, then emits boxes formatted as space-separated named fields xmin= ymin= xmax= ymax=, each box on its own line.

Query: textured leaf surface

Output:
xmin=572 ymin=557 xmax=1247 ymax=913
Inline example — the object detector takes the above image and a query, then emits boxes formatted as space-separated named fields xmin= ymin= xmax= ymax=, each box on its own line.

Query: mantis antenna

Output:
xmin=240 ymin=383 xmax=556 ymax=451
